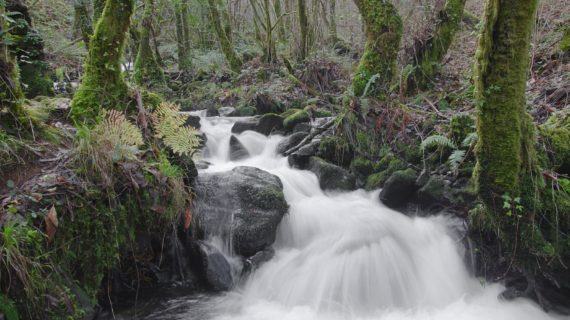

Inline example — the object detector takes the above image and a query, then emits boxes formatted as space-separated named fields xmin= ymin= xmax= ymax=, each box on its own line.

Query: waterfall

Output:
xmin=144 ymin=114 xmax=563 ymax=320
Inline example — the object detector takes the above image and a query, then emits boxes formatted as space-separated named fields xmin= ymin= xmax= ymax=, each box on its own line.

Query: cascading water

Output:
xmin=140 ymin=114 xmax=565 ymax=320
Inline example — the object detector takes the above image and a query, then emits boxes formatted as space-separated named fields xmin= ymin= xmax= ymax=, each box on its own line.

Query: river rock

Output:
xmin=277 ymin=132 xmax=308 ymax=155
xmin=219 ymin=106 xmax=238 ymax=117
xmin=293 ymin=122 xmax=312 ymax=134
xmin=193 ymin=166 xmax=289 ymax=257
xmin=288 ymin=140 xmax=321 ymax=169
xmin=232 ymin=118 xmax=259 ymax=133
xmin=195 ymin=241 xmax=233 ymax=291
xmin=256 ymin=113 xmax=284 ymax=135
xmin=184 ymin=114 xmax=201 ymax=129
xmin=229 ymin=135 xmax=249 ymax=161
xmin=307 ymin=157 xmax=356 ymax=191
xmin=380 ymin=169 xmax=418 ymax=208
xmin=206 ymin=106 xmax=219 ymax=117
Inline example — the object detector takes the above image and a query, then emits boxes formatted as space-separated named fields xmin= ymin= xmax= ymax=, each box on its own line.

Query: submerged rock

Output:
xmin=195 ymin=241 xmax=233 ymax=291
xmin=308 ymin=157 xmax=356 ymax=191
xmin=193 ymin=166 xmax=288 ymax=257
xmin=229 ymin=135 xmax=249 ymax=161
xmin=231 ymin=114 xmax=284 ymax=136
xmin=206 ymin=105 xmax=219 ymax=117
xmin=380 ymin=168 xmax=418 ymax=208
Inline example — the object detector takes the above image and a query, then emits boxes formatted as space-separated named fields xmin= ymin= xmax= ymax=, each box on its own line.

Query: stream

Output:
xmin=116 ymin=114 xmax=563 ymax=320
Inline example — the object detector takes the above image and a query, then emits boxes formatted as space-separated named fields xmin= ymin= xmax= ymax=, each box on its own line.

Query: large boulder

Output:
xmin=232 ymin=117 xmax=259 ymax=134
xmin=307 ymin=157 xmax=356 ymax=191
xmin=277 ymin=132 xmax=308 ymax=155
xmin=206 ymin=105 xmax=219 ymax=117
xmin=193 ymin=166 xmax=289 ymax=257
xmin=184 ymin=114 xmax=201 ymax=129
xmin=231 ymin=114 xmax=284 ymax=136
xmin=195 ymin=241 xmax=233 ymax=291
xmin=380 ymin=169 xmax=418 ymax=208
xmin=283 ymin=110 xmax=310 ymax=131
xmin=229 ymin=135 xmax=249 ymax=161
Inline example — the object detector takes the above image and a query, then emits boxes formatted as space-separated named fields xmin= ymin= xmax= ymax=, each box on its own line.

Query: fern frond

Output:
xmin=420 ymin=134 xmax=456 ymax=151
xmin=152 ymin=102 xmax=201 ymax=156
xmin=361 ymin=73 xmax=380 ymax=98
xmin=462 ymin=132 xmax=478 ymax=148
xmin=448 ymin=150 xmax=466 ymax=173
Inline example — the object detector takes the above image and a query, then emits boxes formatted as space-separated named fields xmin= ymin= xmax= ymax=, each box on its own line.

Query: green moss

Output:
xmin=352 ymin=0 xmax=402 ymax=98
xmin=0 ymin=293 xmax=19 ymax=320
xmin=281 ymin=108 xmax=302 ymax=118
xmin=350 ymin=156 xmax=373 ymax=178
xmin=473 ymin=0 xmax=539 ymax=209
xmin=70 ymin=0 xmax=135 ymax=124
xmin=317 ymin=136 xmax=354 ymax=167
xmin=283 ymin=109 xmax=310 ymax=130
xmin=449 ymin=112 xmax=475 ymax=144
xmin=539 ymin=109 xmax=570 ymax=174
xmin=560 ymin=26 xmax=570 ymax=52
xmin=237 ymin=105 xmax=257 ymax=116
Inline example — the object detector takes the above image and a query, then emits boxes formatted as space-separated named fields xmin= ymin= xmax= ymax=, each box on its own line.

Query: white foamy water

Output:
xmin=170 ymin=114 xmax=564 ymax=320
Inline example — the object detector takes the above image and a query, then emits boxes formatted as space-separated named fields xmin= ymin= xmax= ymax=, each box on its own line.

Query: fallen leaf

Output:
xmin=45 ymin=205 xmax=58 ymax=242
xmin=184 ymin=208 xmax=192 ymax=231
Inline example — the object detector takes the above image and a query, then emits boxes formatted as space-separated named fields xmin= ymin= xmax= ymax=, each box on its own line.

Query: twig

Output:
xmin=284 ymin=118 xmax=336 ymax=156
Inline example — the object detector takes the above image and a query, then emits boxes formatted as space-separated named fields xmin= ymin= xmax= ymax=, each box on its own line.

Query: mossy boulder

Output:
xmin=350 ymin=156 xmax=374 ymax=186
xmin=283 ymin=110 xmax=310 ymax=131
xmin=540 ymin=110 xmax=569 ymax=174
xmin=308 ymin=157 xmax=356 ymax=191
xmin=379 ymin=168 xmax=418 ymax=208
xmin=317 ymin=136 xmax=353 ymax=167
xmin=236 ymin=105 xmax=257 ymax=116
xmin=366 ymin=157 xmax=405 ymax=190
xmin=257 ymin=113 xmax=284 ymax=135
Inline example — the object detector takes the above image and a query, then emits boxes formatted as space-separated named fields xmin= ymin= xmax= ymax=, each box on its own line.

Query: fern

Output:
xmin=448 ymin=150 xmax=466 ymax=173
xmin=151 ymin=102 xmax=201 ymax=156
xmin=462 ymin=132 xmax=478 ymax=148
xmin=361 ymin=73 xmax=380 ymax=98
xmin=420 ymin=135 xmax=456 ymax=151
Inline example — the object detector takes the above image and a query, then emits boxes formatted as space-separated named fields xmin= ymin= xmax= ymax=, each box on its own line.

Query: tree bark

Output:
xmin=207 ymin=0 xmax=242 ymax=72
xmin=73 ymin=0 xmax=94 ymax=49
xmin=297 ymin=0 xmax=308 ymax=61
xmin=133 ymin=0 xmax=165 ymax=87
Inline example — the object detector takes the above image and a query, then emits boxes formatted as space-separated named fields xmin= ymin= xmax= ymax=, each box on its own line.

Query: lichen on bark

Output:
xmin=70 ymin=0 xmax=135 ymax=124
xmin=351 ymin=0 xmax=402 ymax=98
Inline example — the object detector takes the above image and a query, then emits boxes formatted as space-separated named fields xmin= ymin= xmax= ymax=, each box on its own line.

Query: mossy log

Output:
xmin=70 ymin=0 xmax=135 ymax=124
xmin=474 ymin=0 xmax=538 ymax=211
xmin=351 ymin=0 xmax=402 ymax=98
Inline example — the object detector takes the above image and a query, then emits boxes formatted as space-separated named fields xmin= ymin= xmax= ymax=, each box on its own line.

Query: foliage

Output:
xmin=151 ymin=102 xmax=201 ymax=156
xmin=420 ymin=134 xmax=456 ymax=151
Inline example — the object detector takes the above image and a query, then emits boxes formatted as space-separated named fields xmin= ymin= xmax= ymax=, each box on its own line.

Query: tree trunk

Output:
xmin=207 ymin=0 xmax=242 ymax=72
xmin=70 ymin=0 xmax=135 ymax=123
xmin=297 ymin=0 xmax=308 ymax=61
xmin=474 ymin=0 xmax=538 ymax=211
xmin=93 ymin=0 xmax=105 ymax=22
xmin=329 ymin=0 xmax=337 ymax=42
xmin=405 ymin=0 xmax=466 ymax=92
xmin=175 ymin=0 xmax=192 ymax=73
xmin=273 ymin=0 xmax=286 ymax=41
xmin=73 ymin=0 xmax=93 ymax=49
xmin=351 ymin=0 xmax=402 ymax=98
xmin=133 ymin=0 xmax=165 ymax=87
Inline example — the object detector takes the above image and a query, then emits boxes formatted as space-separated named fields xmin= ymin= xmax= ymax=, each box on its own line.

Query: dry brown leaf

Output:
xmin=184 ymin=208 xmax=192 ymax=231
xmin=45 ymin=205 xmax=58 ymax=242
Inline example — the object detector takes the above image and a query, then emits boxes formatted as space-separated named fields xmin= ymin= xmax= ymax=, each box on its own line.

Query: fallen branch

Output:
xmin=284 ymin=118 xmax=336 ymax=156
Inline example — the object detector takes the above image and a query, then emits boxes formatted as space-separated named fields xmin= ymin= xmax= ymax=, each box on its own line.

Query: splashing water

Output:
xmin=140 ymin=114 xmax=565 ymax=320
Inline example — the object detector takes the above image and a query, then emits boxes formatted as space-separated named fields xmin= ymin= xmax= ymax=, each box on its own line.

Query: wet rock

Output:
xmin=293 ymin=122 xmax=312 ymax=134
xmin=283 ymin=110 xmax=310 ymax=131
xmin=257 ymin=113 xmax=284 ymax=135
xmin=184 ymin=114 xmax=201 ymax=129
xmin=195 ymin=241 xmax=233 ymax=291
xmin=232 ymin=118 xmax=259 ymax=134
xmin=417 ymin=176 xmax=450 ymax=206
xmin=317 ymin=136 xmax=353 ymax=167
xmin=236 ymin=105 xmax=256 ymax=116
xmin=229 ymin=135 xmax=249 ymax=161
xmin=277 ymin=132 xmax=308 ymax=155
xmin=288 ymin=140 xmax=321 ymax=169
xmin=219 ymin=106 xmax=238 ymax=117
xmin=206 ymin=106 xmax=219 ymax=117
xmin=243 ymin=247 xmax=275 ymax=273
xmin=307 ymin=157 xmax=356 ymax=191
xmin=380 ymin=169 xmax=418 ymax=208
xmin=349 ymin=157 xmax=374 ymax=187
xmin=193 ymin=166 xmax=288 ymax=257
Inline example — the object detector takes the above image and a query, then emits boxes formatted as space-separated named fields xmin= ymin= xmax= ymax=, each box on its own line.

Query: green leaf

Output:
xmin=6 ymin=179 xmax=14 ymax=189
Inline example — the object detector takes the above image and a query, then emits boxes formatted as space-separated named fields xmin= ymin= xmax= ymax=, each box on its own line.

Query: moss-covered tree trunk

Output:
xmin=73 ymin=0 xmax=93 ymax=49
xmin=297 ymin=0 xmax=308 ymax=61
xmin=405 ymin=0 xmax=466 ymax=92
xmin=134 ymin=0 xmax=165 ymax=88
xmin=93 ymin=0 xmax=105 ymax=22
xmin=207 ymin=0 xmax=242 ymax=72
xmin=351 ymin=0 xmax=402 ymax=98
xmin=474 ymin=0 xmax=538 ymax=211
xmin=273 ymin=0 xmax=286 ymax=40
xmin=175 ymin=0 xmax=192 ymax=73
xmin=70 ymin=0 xmax=135 ymax=123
